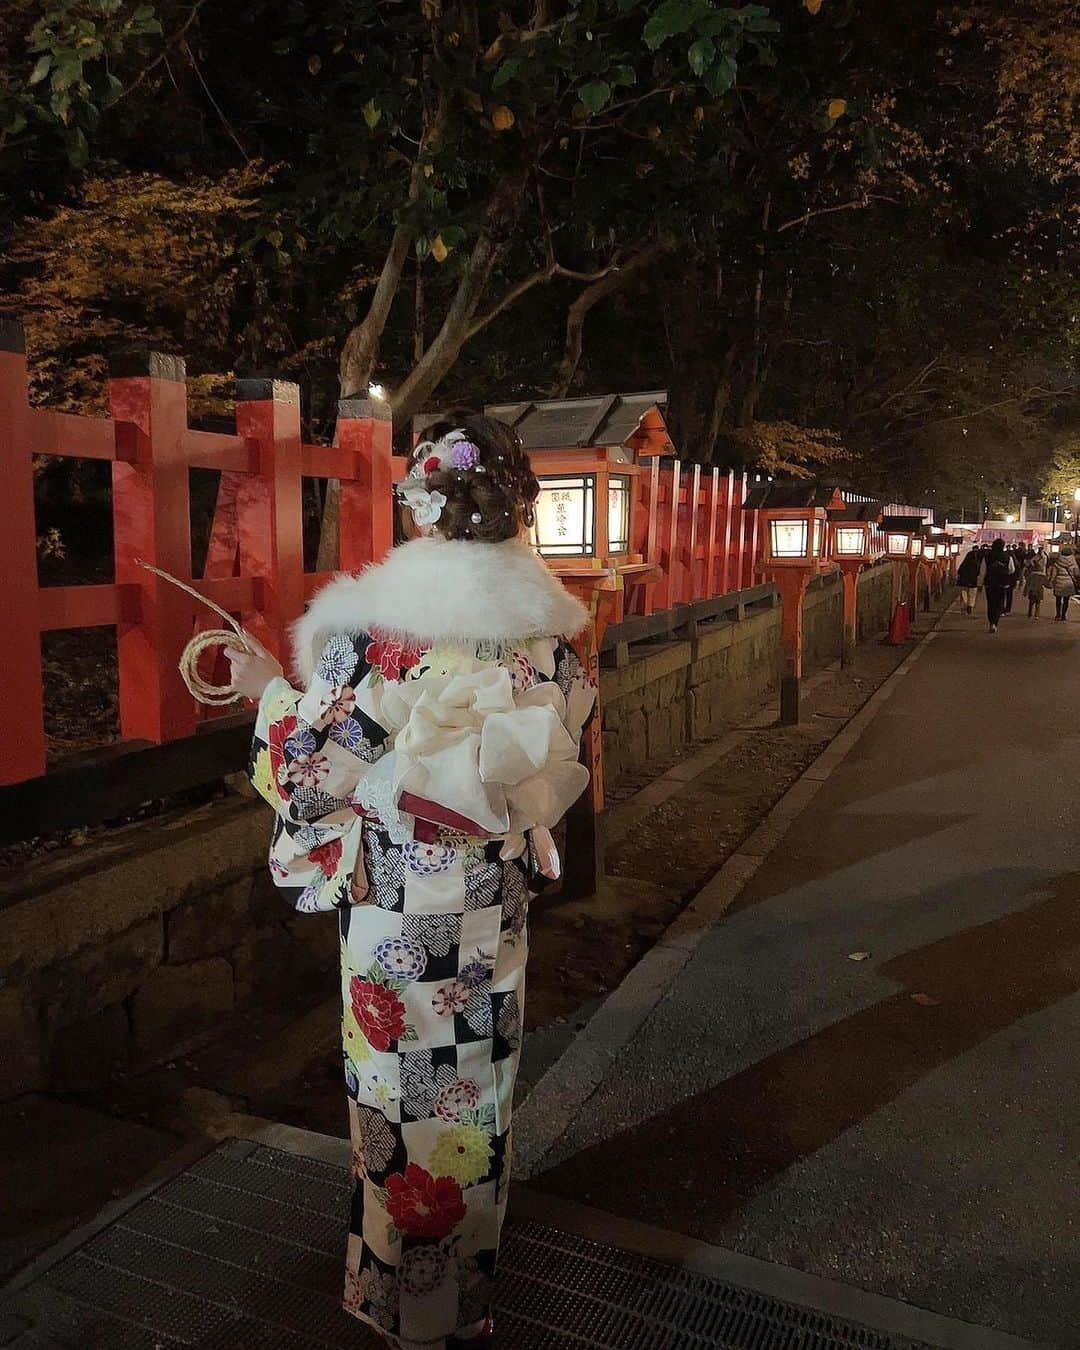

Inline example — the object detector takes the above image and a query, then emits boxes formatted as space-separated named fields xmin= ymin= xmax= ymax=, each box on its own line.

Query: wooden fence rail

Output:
xmin=1 ymin=316 xmax=899 ymax=809
xmin=0 ymin=320 xmax=392 ymax=787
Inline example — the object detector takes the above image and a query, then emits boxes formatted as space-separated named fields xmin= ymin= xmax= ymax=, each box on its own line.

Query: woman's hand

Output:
xmin=225 ymin=631 xmax=285 ymax=703
xmin=531 ymin=825 xmax=561 ymax=881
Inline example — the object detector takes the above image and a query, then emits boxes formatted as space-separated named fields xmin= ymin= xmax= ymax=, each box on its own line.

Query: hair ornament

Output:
xmin=470 ymin=512 xmax=483 ymax=525
xmin=396 ymin=481 xmax=447 ymax=526
xmin=448 ymin=440 xmax=481 ymax=470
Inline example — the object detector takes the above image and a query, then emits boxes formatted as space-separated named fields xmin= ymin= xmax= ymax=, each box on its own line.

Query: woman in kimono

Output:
xmin=227 ymin=416 xmax=596 ymax=1349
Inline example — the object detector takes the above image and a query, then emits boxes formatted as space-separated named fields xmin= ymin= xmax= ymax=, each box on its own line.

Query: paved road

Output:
xmin=533 ymin=606 xmax=1080 ymax=1347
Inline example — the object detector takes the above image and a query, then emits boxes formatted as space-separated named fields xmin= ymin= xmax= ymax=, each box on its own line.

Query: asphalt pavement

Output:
xmin=532 ymin=601 xmax=1080 ymax=1348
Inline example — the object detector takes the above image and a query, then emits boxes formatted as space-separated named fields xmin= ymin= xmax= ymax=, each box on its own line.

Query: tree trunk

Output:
xmin=666 ymin=260 xmax=736 ymax=463
xmin=389 ymin=173 xmax=526 ymax=430
xmin=548 ymin=243 xmax=664 ymax=398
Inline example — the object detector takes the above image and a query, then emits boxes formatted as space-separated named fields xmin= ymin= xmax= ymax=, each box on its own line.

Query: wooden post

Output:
xmin=683 ymin=461 xmax=701 ymax=602
xmin=719 ymin=470 xmax=735 ymax=596
xmin=703 ymin=467 xmax=720 ymax=598
xmin=732 ymin=473 xmax=747 ymax=591
xmin=109 ymin=350 xmax=196 ymax=744
xmin=562 ymin=619 xmax=605 ymax=901
xmin=0 ymin=319 xmax=46 ymax=784
xmin=337 ymin=397 xmax=395 ymax=571
xmin=235 ymin=379 xmax=304 ymax=666
xmin=772 ymin=569 xmax=811 ymax=725
xmin=837 ymin=561 xmax=862 ymax=666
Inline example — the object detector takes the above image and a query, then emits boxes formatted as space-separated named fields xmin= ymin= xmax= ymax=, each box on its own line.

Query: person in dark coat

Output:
xmin=978 ymin=539 xmax=1014 ymax=633
xmin=956 ymin=546 xmax=982 ymax=615
xmin=1003 ymin=546 xmax=1023 ymax=613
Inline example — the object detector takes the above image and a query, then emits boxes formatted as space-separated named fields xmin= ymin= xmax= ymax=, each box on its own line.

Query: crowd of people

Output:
xmin=955 ymin=538 xmax=1080 ymax=633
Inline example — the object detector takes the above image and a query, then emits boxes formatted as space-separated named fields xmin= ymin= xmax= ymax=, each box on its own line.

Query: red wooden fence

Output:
xmin=2 ymin=317 xmax=885 ymax=793
xmin=1 ymin=322 xmax=392 ymax=787
xmin=623 ymin=455 xmax=769 ymax=619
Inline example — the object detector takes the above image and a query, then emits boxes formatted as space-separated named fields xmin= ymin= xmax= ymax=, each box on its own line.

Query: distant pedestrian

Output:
xmin=979 ymin=539 xmax=1014 ymax=633
xmin=1025 ymin=554 xmax=1048 ymax=618
xmin=956 ymin=546 xmax=981 ymax=614
xmin=1047 ymin=545 xmax=1080 ymax=621
xmin=1003 ymin=546 xmax=1022 ymax=614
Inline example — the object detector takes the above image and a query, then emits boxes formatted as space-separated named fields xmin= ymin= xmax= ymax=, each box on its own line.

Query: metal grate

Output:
xmin=2 ymin=1142 xmax=938 ymax=1350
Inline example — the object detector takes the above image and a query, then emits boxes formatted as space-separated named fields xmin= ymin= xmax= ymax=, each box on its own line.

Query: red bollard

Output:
xmin=888 ymin=600 xmax=911 ymax=645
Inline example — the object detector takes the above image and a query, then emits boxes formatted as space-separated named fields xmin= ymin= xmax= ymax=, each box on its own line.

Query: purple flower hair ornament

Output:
xmin=448 ymin=440 xmax=481 ymax=470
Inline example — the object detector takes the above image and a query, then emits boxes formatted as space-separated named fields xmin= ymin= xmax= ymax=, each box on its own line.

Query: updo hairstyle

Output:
xmin=413 ymin=413 xmax=540 ymax=544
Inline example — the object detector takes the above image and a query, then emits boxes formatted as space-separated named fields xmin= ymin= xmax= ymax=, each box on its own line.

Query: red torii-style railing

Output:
xmin=622 ymin=454 xmax=767 ymax=620
xmin=0 ymin=319 xmax=393 ymax=787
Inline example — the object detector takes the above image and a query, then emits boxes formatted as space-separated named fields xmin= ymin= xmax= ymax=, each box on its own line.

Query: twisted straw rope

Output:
xmin=135 ymin=560 xmax=253 ymax=706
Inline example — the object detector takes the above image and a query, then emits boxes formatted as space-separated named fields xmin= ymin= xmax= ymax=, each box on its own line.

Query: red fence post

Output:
xmin=703 ymin=467 xmax=720 ymax=598
xmin=336 ymin=397 xmax=394 ymax=572
xmin=235 ymin=379 xmax=304 ymax=667
xmin=0 ymin=319 xmax=46 ymax=783
xmin=109 ymin=351 xmax=196 ymax=744
xmin=718 ymin=470 xmax=734 ymax=596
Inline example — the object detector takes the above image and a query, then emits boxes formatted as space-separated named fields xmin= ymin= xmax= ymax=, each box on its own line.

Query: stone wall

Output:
xmin=0 ymin=797 xmax=337 ymax=1101
xmin=600 ymin=562 xmax=898 ymax=785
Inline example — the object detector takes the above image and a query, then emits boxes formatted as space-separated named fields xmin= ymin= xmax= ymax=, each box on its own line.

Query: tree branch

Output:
xmin=548 ymin=242 xmax=666 ymax=398
xmin=775 ymin=196 xmax=896 ymax=234
xmin=467 ymin=259 xmax=619 ymax=341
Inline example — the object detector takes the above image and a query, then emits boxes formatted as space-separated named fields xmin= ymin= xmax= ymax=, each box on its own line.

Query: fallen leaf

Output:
xmin=804 ymin=0 xmax=823 ymax=12
xmin=492 ymin=105 xmax=515 ymax=131
xmin=847 ymin=950 xmax=871 ymax=961
xmin=827 ymin=98 xmax=848 ymax=120
xmin=430 ymin=234 xmax=449 ymax=263
xmin=911 ymin=992 xmax=940 ymax=1007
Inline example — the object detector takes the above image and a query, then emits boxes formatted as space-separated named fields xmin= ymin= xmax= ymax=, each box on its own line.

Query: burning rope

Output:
xmin=134 ymin=560 xmax=252 ymax=706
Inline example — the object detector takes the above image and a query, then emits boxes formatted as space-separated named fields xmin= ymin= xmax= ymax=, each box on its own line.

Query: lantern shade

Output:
xmin=770 ymin=518 xmax=809 ymax=559
xmin=607 ymin=474 xmax=631 ymax=554
xmin=886 ymin=533 xmax=910 ymax=557
xmin=910 ymin=536 xmax=924 ymax=557
xmin=923 ymin=541 xmax=938 ymax=561
xmin=834 ymin=525 xmax=869 ymax=557
xmin=533 ymin=474 xmax=596 ymax=556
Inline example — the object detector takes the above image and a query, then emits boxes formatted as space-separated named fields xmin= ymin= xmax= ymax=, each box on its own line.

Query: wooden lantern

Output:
xmin=743 ymin=481 xmax=845 ymax=723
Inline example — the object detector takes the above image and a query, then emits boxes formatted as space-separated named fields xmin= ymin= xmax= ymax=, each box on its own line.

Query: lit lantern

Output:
xmin=744 ymin=480 xmax=846 ymax=723
xmin=910 ymin=535 xmax=924 ymax=558
xmin=887 ymin=532 xmax=912 ymax=558
xmin=829 ymin=500 xmax=884 ymax=665
xmin=834 ymin=526 xmax=869 ymax=558
xmin=747 ymin=482 xmax=843 ymax=572
xmin=923 ymin=541 xmax=938 ymax=562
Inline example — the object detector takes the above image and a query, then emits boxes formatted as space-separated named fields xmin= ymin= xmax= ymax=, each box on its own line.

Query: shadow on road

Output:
xmin=535 ymin=869 xmax=1080 ymax=1237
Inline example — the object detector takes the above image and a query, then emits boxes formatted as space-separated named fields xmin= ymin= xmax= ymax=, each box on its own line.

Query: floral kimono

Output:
xmin=248 ymin=537 xmax=595 ymax=1349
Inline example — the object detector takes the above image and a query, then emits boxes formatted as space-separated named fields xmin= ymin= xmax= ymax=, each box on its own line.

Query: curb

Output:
xmin=514 ymin=604 xmax=953 ymax=1179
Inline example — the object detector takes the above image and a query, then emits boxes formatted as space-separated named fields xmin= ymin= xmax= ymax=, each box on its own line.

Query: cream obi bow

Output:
xmin=376 ymin=665 xmax=589 ymax=838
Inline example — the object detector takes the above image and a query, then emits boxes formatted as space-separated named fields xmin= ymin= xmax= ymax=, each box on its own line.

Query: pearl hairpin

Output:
xmin=471 ymin=512 xmax=483 ymax=525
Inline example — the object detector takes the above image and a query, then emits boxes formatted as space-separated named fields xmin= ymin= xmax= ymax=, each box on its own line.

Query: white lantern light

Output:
xmin=534 ymin=474 xmax=596 ymax=557
xmin=834 ymin=526 xmax=867 ymax=558
xmin=887 ymin=533 xmax=910 ymax=557
xmin=910 ymin=536 xmax=924 ymax=557
xmin=923 ymin=541 xmax=938 ymax=561
xmin=770 ymin=518 xmax=809 ymax=559
xmin=607 ymin=474 xmax=631 ymax=554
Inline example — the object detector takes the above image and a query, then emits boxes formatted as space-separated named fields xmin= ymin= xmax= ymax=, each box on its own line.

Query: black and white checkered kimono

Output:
xmin=248 ymin=538 xmax=595 ymax=1348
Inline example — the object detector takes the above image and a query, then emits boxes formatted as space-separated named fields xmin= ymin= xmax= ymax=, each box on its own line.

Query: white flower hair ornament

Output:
xmin=397 ymin=482 xmax=447 ymax=527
